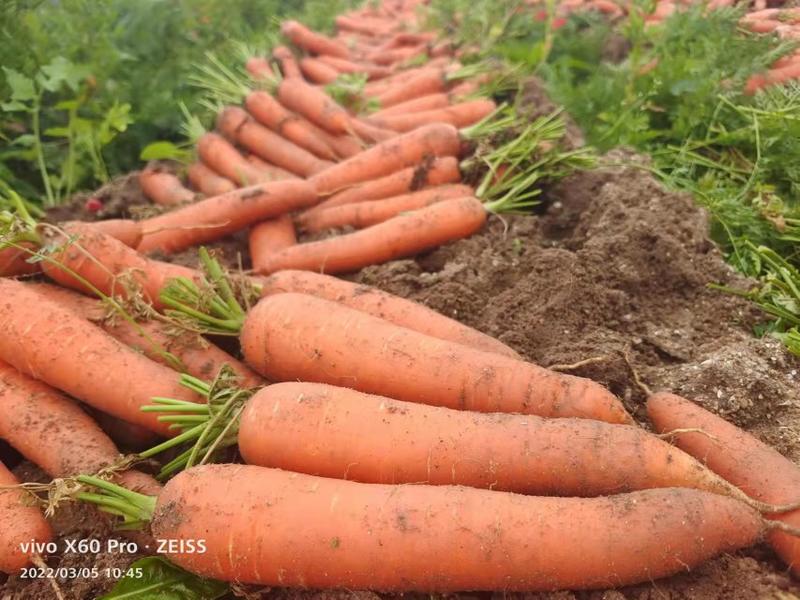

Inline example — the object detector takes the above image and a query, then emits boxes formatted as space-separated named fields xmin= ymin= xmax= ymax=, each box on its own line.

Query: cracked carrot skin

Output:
xmin=648 ymin=391 xmax=800 ymax=575
xmin=0 ymin=460 xmax=52 ymax=574
xmin=153 ymin=464 xmax=763 ymax=590
xmin=0 ymin=359 xmax=161 ymax=495
xmin=0 ymin=278 xmax=201 ymax=436
xmin=240 ymin=293 xmax=631 ymax=424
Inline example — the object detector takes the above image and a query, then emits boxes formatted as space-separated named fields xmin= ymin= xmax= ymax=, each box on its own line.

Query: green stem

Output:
xmin=75 ymin=475 xmax=156 ymax=525
xmin=30 ymin=93 xmax=55 ymax=207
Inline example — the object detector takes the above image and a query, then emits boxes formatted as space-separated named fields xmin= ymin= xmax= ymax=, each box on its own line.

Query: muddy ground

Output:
xmin=2 ymin=157 xmax=800 ymax=599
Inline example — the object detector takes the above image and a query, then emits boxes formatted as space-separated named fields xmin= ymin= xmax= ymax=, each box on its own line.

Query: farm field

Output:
xmin=1 ymin=0 xmax=800 ymax=598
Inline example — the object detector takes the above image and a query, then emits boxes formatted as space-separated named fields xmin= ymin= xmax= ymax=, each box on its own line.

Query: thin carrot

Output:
xmin=281 ymin=20 xmax=350 ymax=59
xmin=0 ymin=460 xmax=52 ymax=573
xmin=371 ymin=68 xmax=449 ymax=107
xmin=368 ymin=99 xmax=497 ymax=132
xmin=250 ymin=216 xmax=297 ymax=273
xmin=187 ymin=162 xmax=237 ymax=196
xmin=370 ymin=93 xmax=450 ymax=118
xmin=367 ymin=43 xmax=428 ymax=66
xmin=309 ymin=123 xmax=462 ymax=195
xmin=298 ymin=184 xmax=475 ymax=232
xmin=256 ymin=269 xmax=518 ymax=357
xmin=217 ymin=106 xmax=333 ymax=177
xmin=245 ymin=56 xmax=274 ymax=80
xmin=745 ymin=62 xmax=800 ymax=94
xmin=299 ymin=57 xmax=341 ymax=84
xmin=83 ymin=464 xmax=767 ymax=590
xmin=0 ymin=359 xmax=161 ymax=495
xmin=271 ymin=46 xmax=303 ymax=80
xmin=139 ymin=168 xmax=195 ymax=206
xmin=0 ymin=279 xmax=201 ymax=435
xmin=258 ymin=197 xmax=485 ymax=275
xmin=246 ymin=155 xmax=298 ymax=181
xmin=335 ymin=14 xmax=396 ymax=37
xmin=277 ymin=77 xmax=352 ymax=135
xmin=197 ymin=132 xmax=266 ymax=187
xmin=137 ymin=179 xmax=317 ymax=255
xmin=647 ymin=392 xmax=800 ymax=574
xmin=316 ymin=55 xmax=392 ymax=80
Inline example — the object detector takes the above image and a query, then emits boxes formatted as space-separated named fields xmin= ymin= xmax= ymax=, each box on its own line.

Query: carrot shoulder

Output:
xmin=250 ymin=216 xmax=297 ymax=273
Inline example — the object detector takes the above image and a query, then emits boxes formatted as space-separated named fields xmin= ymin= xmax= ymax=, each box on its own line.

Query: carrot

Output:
xmin=0 ymin=244 xmax=39 ymax=277
xmin=309 ymin=123 xmax=462 ymax=195
xmin=368 ymin=99 xmax=497 ymax=132
xmin=367 ymin=43 xmax=428 ymax=66
xmin=86 ymin=464 xmax=767 ymax=590
xmin=217 ymin=106 xmax=333 ymax=177
xmin=299 ymin=155 xmax=462 ymax=218
xmin=277 ymin=77 xmax=352 ymax=135
xmin=281 ymin=20 xmax=350 ymax=59
xmin=299 ymin=57 xmax=341 ymax=84
xmin=197 ymin=132 xmax=266 ymax=187
xmin=298 ymin=184 xmax=475 ymax=232
xmin=372 ymin=68 xmax=449 ymax=107
xmin=0 ymin=359 xmax=161 ymax=495
xmin=0 ymin=460 xmax=52 ymax=573
xmin=246 ymin=155 xmax=298 ymax=180
xmin=348 ymin=117 xmax=398 ymax=143
xmin=41 ymin=222 xmax=201 ymax=308
xmin=316 ymin=55 xmax=392 ymax=80
xmin=139 ymin=168 xmax=195 ymax=206
xmin=335 ymin=14 xmax=396 ymax=37
xmin=82 ymin=219 xmax=143 ymax=249
xmin=271 ymin=46 xmax=303 ymax=80
xmin=250 ymin=216 xmax=297 ymax=273
xmin=258 ymin=197 xmax=485 ymax=275
xmin=746 ymin=62 xmax=800 ymax=94
xmin=0 ymin=279 xmax=201 ymax=436
xmin=244 ymin=91 xmax=339 ymax=161
xmin=90 ymin=410 xmax=159 ymax=451
xmin=256 ymin=269 xmax=518 ymax=357
xmin=364 ymin=65 xmax=444 ymax=96
xmin=647 ymin=392 xmax=800 ymax=574
xmin=245 ymin=56 xmax=274 ymax=80
xmin=375 ymin=31 xmax=438 ymax=50
xmin=187 ymin=162 xmax=237 ymax=196
xmin=136 ymin=179 xmax=317 ymax=255
xmin=29 ymin=283 xmax=262 ymax=387
xmin=370 ymin=93 xmax=450 ymax=118
xmin=237 ymin=292 xmax=630 ymax=423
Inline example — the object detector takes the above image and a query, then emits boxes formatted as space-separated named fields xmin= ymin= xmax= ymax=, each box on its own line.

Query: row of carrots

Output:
xmin=0 ymin=0 xmax=799 ymax=593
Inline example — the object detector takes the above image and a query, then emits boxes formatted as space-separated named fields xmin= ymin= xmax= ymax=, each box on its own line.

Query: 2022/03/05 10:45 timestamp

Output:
xmin=18 ymin=566 xmax=144 ymax=579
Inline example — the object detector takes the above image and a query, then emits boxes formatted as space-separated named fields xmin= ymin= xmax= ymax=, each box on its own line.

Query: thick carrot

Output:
xmin=257 ymin=269 xmax=518 ymax=357
xmin=187 ymin=162 xmax=237 ymax=196
xmin=139 ymin=169 xmax=195 ymax=206
xmin=277 ymin=78 xmax=351 ymax=135
xmin=240 ymin=292 xmax=631 ymax=423
xmin=250 ymin=216 xmax=297 ymax=273
xmin=0 ymin=359 xmax=161 ymax=495
xmin=271 ymin=46 xmax=303 ymax=80
xmin=82 ymin=219 xmax=143 ymax=249
xmin=0 ymin=279 xmax=201 ymax=435
xmin=299 ymin=57 xmax=340 ymax=84
xmin=136 ymin=179 xmax=317 ymax=255
xmin=370 ymin=93 xmax=450 ymax=118
xmin=309 ymin=123 xmax=461 ymax=195
xmin=41 ymin=222 xmax=200 ymax=308
xmin=368 ymin=99 xmax=497 ymax=132
xmin=317 ymin=55 xmax=391 ymax=80
xmin=246 ymin=155 xmax=298 ymax=181
xmin=299 ymin=184 xmax=475 ymax=232
xmin=217 ymin=106 xmax=333 ymax=177
xmin=245 ymin=91 xmax=340 ymax=160
xmin=0 ymin=460 xmax=52 ymax=573
xmin=29 ymin=283 xmax=262 ymax=387
xmin=147 ymin=464 xmax=763 ymax=590
xmin=239 ymin=382 xmax=751 ymax=499
xmin=197 ymin=132 xmax=266 ymax=187
xmin=0 ymin=244 xmax=39 ymax=277
xmin=300 ymin=155 xmax=462 ymax=218
xmin=258 ymin=197 xmax=485 ymax=274
xmin=281 ymin=20 xmax=350 ymax=59
xmin=647 ymin=392 xmax=800 ymax=574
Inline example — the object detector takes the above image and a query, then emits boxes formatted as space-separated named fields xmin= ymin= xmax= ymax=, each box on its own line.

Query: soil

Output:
xmin=5 ymin=137 xmax=800 ymax=599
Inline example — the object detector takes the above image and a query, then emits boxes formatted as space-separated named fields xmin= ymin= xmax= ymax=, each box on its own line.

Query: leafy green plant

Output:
xmin=98 ymin=557 xmax=229 ymax=600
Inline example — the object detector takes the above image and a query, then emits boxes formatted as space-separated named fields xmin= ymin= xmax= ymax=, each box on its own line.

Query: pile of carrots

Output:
xmin=1 ymin=0 xmax=799 ymax=594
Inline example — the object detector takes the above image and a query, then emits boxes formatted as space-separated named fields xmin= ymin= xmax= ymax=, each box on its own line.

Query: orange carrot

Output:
xmin=648 ymin=392 xmax=800 ymax=575
xmin=137 ymin=179 xmax=316 ymax=255
xmin=259 ymin=197 xmax=484 ymax=274
xmin=281 ymin=20 xmax=350 ymax=59
xmin=139 ymin=168 xmax=195 ymax=206
xmin=256 ymin=269 xmax=518 ymax=357
xmin=90 ymin=410 xmax=159 ymax=451
xmin=309 ymin=123 xmax=461 ymax=195
xmin=0 ymin=278 xmax=202 ymax=435
xmin=746 ymin=62 xmax=800 ymax=94
xmin=81 ymin=219 xmax=143 ymax=248
xmin=240 ymin=292 xmax=630 ymax=423
xmin=271 ymin=46 xmax=303 ymax=80
xmin=373 ymin=68 xmax=450 ymax=107
xmin=300 ymin=155 xmax=461 ymax=218
xmin=0 ymin=359 xmax=161 ymax=495
xmin=299 ymin=57 xmax=341 ymax=84
xmin=367 ymin=43 xmax=428 ymax=66
xmin=187 ymin=162 xmax=237 ymax=196
xmin=277 ymin=78 xmax=352 ymax=135
xmin=370 ymin=93 xmax=450 ymax=118
xmin=316 ymin=55 xmax=392 ymax=80
xmin=299 ymin=184 xmax=475 ymax=232
xmin=245 ymin=91 xmax=339 ymax=161
xmin=246 ymin=155 xmax=298 ymax=181
xmin=197 ymin=132 xmax=266 ymax=187
xmin=335 ymin=14 xmax=396 ymax=37
xmin=246 ymin=56 xmax=273 ymax=80
xmin=0 ymin=460 xmax=52 ymax=573
xmin=141 ymin=464 xmax=765 ymax=589
xmin=250 ymin=216 xmax=297 ymax=273
xmin=348 ymin=117 xmax=398 ymax=143
xmin=368 ymin=99 xmax=497 ymax=132
xmin=0 ymin=244 xmax=39 ymax=277
xmin=217 ymin=106 xmax=333 ymax=177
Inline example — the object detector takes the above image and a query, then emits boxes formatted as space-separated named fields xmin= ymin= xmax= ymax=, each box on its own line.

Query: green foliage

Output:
xmin=98 ymin=557 xmax=228 ymax=599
